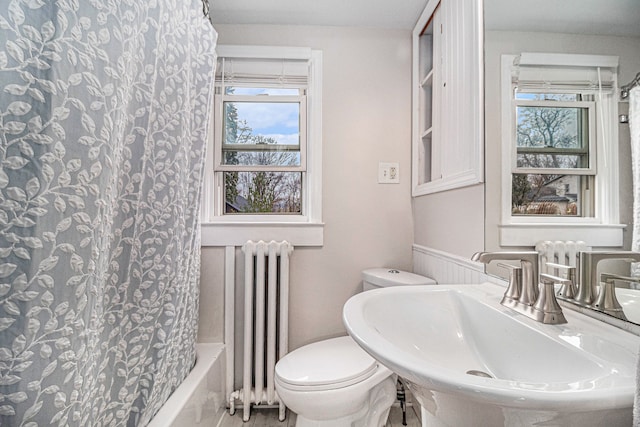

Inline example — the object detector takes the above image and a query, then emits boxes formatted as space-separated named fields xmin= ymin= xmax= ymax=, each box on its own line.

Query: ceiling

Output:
xmin=485 ymin=0 xmax=640 ymax=37
xmin=209 ymin=0 xmax=429 ymax=30
xmin=209 ymin=0 xmax=640 ymax=37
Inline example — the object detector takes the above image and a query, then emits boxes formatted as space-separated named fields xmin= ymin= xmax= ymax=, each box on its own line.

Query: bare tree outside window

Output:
xmin=223 ymin=99 xmax=302 ymax=214
xmin=512 ymin=93 xmax=591 ymax=216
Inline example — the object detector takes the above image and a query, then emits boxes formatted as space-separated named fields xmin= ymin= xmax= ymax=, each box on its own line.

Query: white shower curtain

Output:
xmin=631 ymin=86 xmax=640 ymax=278
xmin=631 ymin=86 xmax=640 ymax=427
xmin=0 ymin=1 xmax=216 ymax=426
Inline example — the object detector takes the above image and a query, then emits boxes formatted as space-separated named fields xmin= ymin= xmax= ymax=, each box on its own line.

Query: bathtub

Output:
xmin=148 ymin=343 xmax=226 ymax=427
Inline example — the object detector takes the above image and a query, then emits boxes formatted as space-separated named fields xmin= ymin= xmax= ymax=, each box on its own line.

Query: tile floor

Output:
xmin=218 ymin=395 xmax=421 ymax=427
xmin=218 ymin=404 xmax=421 ymax=427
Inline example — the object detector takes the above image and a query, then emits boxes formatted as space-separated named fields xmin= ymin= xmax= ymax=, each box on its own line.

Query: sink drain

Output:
xmin=466 ymin=369 xmax=493 ymax=378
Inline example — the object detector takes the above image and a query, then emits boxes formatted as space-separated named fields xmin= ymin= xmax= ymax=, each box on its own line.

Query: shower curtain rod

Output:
xmin=621 ymin=71 xmax=640 ymax=99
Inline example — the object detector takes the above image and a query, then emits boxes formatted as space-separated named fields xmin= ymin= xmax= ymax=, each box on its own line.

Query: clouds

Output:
xmin=233 ymin=101 xmax=300 ymax=144
xmin=261 ymin=133 xmax=300 ymax=145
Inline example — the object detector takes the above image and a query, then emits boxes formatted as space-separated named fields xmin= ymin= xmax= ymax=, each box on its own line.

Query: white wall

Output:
xmin=412 ymin=185 xmax=485 ymax=259
xmin=198 ymin=25 xmax=415 ymax=352
xmin=484 ymin=31 xmax=640 ymax=254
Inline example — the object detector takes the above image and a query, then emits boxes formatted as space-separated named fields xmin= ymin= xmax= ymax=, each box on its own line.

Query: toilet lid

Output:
xmin=275 ymin=336 xmax=378 ymax=390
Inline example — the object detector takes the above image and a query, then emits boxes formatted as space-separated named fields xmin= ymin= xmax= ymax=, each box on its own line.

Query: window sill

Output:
xmin=412 ymin=170 xmax=483 ymax=197
xmin=201 ymin=222 xmax=324 ymax=247
xmin=499 ymin=222 xmax=625 ymax=247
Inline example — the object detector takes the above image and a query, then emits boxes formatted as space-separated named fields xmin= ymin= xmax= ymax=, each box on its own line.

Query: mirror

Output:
xmin=483 ymin=0 xmax=640 ymax=326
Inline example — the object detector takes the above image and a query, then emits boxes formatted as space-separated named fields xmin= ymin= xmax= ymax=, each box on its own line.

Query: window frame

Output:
xmin=214 ymin=91 xmax=307 ymax=172
xmin=201 ymin=45 xmax=323 ymax=247
xmin=512 ymin=97 xmax=596 ymax=175
xmin=499 ymin=53 xmax=624 ymax=247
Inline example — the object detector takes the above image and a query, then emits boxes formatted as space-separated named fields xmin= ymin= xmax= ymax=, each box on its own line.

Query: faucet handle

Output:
xmin=545 ymin=262 xmax=577 ymax=299
xmin=600 ymin=273 xmax=638 ymax=284
xmin=533 ymin=274 xmax=568 ymax=324
xmin=593 ymin=273 xmax=628 ymax=320
xmin=497 ymin=262 xmax=522 ymax=306
xmin=545 ymin=262 xmax=576 ymax=277
xmin=539 ymin=273 xmax=572 ymax=288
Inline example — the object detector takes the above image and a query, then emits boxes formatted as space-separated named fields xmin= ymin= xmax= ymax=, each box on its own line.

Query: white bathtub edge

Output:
xmin=148 ymin=343 xmax=226 ymax=427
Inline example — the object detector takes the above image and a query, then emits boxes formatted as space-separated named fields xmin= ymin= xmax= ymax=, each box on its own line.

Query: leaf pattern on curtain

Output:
xmin=0 ymin=0 xmax=216 ymax=425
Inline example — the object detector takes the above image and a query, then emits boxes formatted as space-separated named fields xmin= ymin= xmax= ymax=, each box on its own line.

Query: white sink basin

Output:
xmin=343 ymin=283 xmax=640 ymax=426
xmin=616 ymin=287 xmax=640 ymax=324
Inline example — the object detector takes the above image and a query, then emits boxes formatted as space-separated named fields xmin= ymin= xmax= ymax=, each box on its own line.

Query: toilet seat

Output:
xmin=275 ymin=336 xmax=378 ymax=391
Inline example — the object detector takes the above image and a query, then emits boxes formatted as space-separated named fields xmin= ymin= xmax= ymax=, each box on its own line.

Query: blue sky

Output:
xmin=229 ymin=87 xmax=300 ymax=145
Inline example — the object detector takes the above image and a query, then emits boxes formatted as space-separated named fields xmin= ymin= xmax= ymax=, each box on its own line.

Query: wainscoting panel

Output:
xmin=412 ymin=244 xmax=504 ymax=285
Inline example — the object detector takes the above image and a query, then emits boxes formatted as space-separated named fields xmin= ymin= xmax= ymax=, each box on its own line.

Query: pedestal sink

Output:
xmin=343 ymin=283 xmax=640 ymax=426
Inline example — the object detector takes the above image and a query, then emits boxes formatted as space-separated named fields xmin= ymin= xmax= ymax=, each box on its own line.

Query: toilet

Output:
xmin=275 ymin=268 xmax=436 ymax=427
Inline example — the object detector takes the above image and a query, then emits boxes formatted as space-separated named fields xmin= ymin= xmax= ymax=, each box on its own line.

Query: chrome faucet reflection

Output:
xmin=472 ymin=251 xmax=567 ymax=324
xmin=576 ymin=251 xmax=640 ymax=306
xmin=591 ymin=273 xmax=632 ymax=320
xmin=535 ymin=250 xmax=640 ymax=321
xmin=549 ymin=252 xmax=640 ymax=320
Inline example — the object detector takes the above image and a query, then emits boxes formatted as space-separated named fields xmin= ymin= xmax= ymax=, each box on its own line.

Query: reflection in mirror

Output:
xmin=483 ymin=0 xmax=640 ymax=328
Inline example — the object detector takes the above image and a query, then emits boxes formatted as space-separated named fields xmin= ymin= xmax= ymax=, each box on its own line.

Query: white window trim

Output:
xmin=512 ymin=99 xmax=597 ymax=176
xmin=201 ymin=45 xmax=323 ymax=247
xmin=214 ymin=92 xmax=308 ymax=173
xmin=499 ymin=54 xmax=623 ymax=247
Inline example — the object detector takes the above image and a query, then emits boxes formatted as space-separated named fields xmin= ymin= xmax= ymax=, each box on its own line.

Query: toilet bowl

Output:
xmin=274 ymin=268 xmax=435 ymax=427
xmin=275 ymin=336 xmax=396 ymax=427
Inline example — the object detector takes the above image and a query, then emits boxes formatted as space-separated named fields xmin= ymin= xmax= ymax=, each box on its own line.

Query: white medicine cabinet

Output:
xmin=411 ymin=0 xmax=484 ymax=196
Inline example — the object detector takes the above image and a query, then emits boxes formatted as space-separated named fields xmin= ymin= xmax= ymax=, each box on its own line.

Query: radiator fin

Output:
xmin=536 ymin=240 xmax=589 ymax=278
xmin=238 ymin=240 xmax=293 ymax=422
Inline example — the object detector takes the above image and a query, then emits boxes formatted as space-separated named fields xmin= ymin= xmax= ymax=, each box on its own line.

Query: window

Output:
xmin=512 ymin=92 xmax=595 ymax=217
xmin=201 ymin=46 xmax=323 ymax=246
xmin=499 ymin=53 xmax=624 ymax=246
xmin=217 ymin=86 xmax=305 ymax=215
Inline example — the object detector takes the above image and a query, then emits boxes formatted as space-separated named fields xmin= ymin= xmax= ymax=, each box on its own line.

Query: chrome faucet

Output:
xmin=472 ymin=251 xmax=567 ymax=324
xmin=472 ymin=251 xmax=539 ymax=305
xmin=576 ymin=251 xmax=640 ymax=305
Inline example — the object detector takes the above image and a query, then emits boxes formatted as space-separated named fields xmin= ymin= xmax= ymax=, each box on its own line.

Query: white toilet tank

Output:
xmin=361 ymin=268 xmax=436 ymax=291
